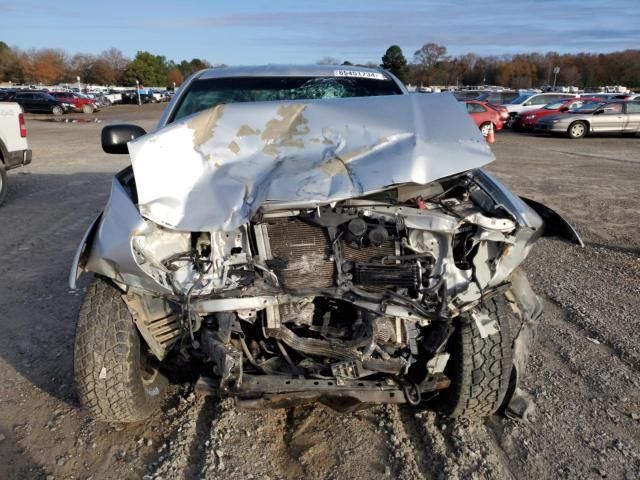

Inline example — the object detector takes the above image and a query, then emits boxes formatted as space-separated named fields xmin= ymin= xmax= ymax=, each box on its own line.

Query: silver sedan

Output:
xmin=535 ymin=100 xmax=640 ymax=138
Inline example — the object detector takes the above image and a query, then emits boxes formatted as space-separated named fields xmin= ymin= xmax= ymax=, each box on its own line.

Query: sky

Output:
xmin=1 ymin=0 xmax=639 ymax=64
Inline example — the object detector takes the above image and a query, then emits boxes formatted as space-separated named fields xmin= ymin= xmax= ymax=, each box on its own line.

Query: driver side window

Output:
xmin=602 ymin=103 xmax=623 ymax=114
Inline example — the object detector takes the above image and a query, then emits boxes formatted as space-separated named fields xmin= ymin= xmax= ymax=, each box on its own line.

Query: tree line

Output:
xmin=2 ymin=40 xmax=639 ymax=89
xmin=378 ymin=44 xmax=640 ymax=89
xmin=0 ymin=41 xmax=212 ymax=87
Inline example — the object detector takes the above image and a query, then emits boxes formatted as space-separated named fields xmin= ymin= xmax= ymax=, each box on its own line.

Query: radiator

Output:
xmin=257 ymin=217 xmax=396 ymax=290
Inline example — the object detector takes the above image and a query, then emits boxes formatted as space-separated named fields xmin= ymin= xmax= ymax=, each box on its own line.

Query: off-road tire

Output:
xmin=74 ymin=277 xmax=167 ymax=423
xmin=441 ymin=298 xmax=513 ymax=419
xmin=0 ymin=163 xmax=7 ymax=206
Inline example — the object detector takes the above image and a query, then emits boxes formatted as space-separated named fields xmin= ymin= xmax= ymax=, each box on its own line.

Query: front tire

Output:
xmin=480 ymin=122 xmax=492 ymax=137
xmin=52 ymin=105 xmax=63 ymax=115
xmin=82 ymin=104 xmax=94 ymax=114
xmin=568 ymin=121 xmax=587 ymax=139
xmin=74 ymin=277 xmax=168 ymax=423
xmin=440 ymin=298 xmax=513 ymax=419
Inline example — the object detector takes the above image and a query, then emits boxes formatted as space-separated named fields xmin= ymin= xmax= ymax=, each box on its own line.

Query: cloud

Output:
xmin=0 ymin=0 xmax=638 ymax=63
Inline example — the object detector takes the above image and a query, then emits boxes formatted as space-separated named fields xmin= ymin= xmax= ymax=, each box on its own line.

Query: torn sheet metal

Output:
xmin=128 ymin=93 xmax=494 ymax=232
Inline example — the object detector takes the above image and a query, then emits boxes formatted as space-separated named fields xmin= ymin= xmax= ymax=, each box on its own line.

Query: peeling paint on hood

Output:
xmin=128 ymin=93 xmax=494 ymax=231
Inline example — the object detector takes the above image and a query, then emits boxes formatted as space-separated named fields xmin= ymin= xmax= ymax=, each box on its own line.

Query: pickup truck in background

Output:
xmin=0 ymin=102 xmax=32 ymax=205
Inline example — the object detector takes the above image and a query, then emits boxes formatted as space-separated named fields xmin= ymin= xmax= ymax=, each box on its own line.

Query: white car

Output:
xmin=0 ymin=102 xmax=32 ymax=205
xmin=103 ymin=92 xmax=122 ymax=105
xmin=502 ymin=92 xmax=577 ymax=126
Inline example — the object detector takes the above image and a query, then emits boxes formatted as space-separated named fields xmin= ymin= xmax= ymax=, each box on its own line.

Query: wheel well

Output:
xmin=0 ymin=137 xmax=7 ymax=163
xmin=569 ymin=119 xmax=590 ymax=131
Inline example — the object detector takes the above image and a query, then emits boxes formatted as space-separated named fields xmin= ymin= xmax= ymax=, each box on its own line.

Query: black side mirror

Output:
xmin=101 ymin=124 xmax=147 ymax=154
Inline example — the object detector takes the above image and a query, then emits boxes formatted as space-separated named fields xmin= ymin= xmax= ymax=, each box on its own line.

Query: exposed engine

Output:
xmin=121 ymin=171 xmax=534 ymax=410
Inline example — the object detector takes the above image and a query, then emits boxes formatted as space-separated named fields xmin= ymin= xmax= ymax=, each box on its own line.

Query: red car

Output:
xmin=50 ymin=92 xmax=98 ymax=114
xmin=465 ymin=100 xmax=507 ymax=136
xmin=513 ymin=97 xmax=599 ymax=130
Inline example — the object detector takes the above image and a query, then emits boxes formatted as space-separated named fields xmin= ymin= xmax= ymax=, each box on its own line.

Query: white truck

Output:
xmin=0 ymin=102 xmax=32 ymax=205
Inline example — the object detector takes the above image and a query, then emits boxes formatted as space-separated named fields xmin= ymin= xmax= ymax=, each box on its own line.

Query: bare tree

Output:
xmin=98 ymin=48 xmax=130 ymax=84
xmin=413 ymin=43 xmax=448 ymax=85
xmin=316 ymin=56 xmax=341 ymax=65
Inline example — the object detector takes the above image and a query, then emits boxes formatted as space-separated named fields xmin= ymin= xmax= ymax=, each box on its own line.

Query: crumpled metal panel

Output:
xmin=128 ymin=93 xmax=494 ymax=232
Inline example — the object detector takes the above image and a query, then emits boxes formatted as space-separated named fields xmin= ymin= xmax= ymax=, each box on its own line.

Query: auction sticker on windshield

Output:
xmin=333 ymin=70 xmax=385 ymax=80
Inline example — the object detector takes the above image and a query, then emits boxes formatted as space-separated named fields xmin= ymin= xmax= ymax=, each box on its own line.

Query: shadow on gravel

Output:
xmin=0 ymin=171 xmax=115 ymax=406
xmin=183 ymin=396 xmax=218 ymax=478
xmin=0 ymin=426 xmax=47 ymax=479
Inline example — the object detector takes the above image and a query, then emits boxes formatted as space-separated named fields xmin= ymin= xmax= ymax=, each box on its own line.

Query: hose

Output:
xmin=397 ymin=377 xmax=422 ymax=406
xmin=239 ymin=337 xmax=266 ymax=374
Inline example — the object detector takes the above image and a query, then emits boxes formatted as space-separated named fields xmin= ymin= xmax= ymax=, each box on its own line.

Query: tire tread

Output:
xmin=74 ymin=277 xmax=164 ymax=423
xmin=445 ymin=298 xmax=513 ymax=419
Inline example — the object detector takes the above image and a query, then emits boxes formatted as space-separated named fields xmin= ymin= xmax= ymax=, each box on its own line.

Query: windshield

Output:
xmin=509 ymin=94 xmax=533 ymax=104
xmin=171 ymin=76 xmax=402 ymax=122
xmin=572 ymin=101 xmax=606 ymax=113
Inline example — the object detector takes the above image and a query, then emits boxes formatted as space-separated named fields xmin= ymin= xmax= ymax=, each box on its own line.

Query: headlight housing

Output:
xmin=525 ymin=114 xmax=536 ymax=120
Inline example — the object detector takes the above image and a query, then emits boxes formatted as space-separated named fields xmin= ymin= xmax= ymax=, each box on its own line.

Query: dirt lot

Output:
xmin=0 ymin=104 xmax=638 ymax=480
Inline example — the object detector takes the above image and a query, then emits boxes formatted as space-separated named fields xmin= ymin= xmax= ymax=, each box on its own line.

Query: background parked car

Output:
xmin=615 ymin=93 xmax=640 ymax=100
xmin=464 ymin=100 xmax=505 ymax=136
xmin=120 ymin=90 xmax=155 ymax=104
xmin=104 ymin=90 xmax=123 ymax=105
xmin=586 ymin=93 xmax=621 ymax=101
xmin=51 ymin=92 xmax=98 ymax=113
xmin=513 ymin=97 xmax=600 ymax=130
xmin=475 ymin=90 xmax=519 ymax=105
xmin=0 ymin=89 xmax=18 ymax=102
xmin=12 ymin=92 xmax=74 ymax=115
xmin=535 ymin=100 xmax=640 ymax=138
xmin=502 ymin=92 xmax=577 ymax=127
xmin=88 ymin=93 xmax=109 ymax=109
xmin=120 ymin=90 xmax=137 ymax=104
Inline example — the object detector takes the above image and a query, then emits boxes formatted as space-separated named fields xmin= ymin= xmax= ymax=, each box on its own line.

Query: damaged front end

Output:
xmin=71 ymin=93 xmax=581 ymax=416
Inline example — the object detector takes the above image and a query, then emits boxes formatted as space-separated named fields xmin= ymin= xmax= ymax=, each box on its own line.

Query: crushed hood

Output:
xmin=128 ymin=93 xmax=494 ymax=231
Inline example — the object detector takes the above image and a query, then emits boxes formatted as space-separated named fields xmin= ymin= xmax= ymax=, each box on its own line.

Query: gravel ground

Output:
xmin=0 ymin=104 xmax=638 ymax=480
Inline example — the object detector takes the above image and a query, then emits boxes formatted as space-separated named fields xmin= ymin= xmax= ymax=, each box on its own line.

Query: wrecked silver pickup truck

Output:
xmin=70 ymin=66 xmax=582 ymax=423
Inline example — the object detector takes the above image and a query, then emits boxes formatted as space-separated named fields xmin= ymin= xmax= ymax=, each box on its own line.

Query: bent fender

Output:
xmin=69 ymin=213 xmax=102 ymax=290
xmin=520 ymin=197 xmax=584 ymax=247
